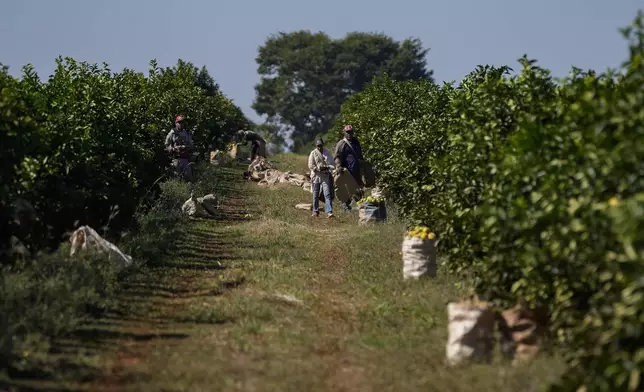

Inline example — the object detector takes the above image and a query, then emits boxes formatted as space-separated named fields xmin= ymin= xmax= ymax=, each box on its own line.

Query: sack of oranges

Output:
xmin=402 ymin=226 xmax=437 ymax=279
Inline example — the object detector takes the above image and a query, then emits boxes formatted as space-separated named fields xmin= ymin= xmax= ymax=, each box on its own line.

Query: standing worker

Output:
xmin=308 ymin=138 xmax=335 ymax=218
xmin=334 ymin=124 xmax=364 ymax=211
xmin=165 ymin=115 xmax=194 ymax=182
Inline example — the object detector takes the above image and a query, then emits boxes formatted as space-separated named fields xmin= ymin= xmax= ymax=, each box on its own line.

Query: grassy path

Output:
xmin=69 ymin=155 xmax=563 ymax=391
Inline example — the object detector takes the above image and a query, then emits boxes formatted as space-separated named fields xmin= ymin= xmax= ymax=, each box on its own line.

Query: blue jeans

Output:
xmin=312 ymin=180 xmax=333 ymax=215
xmin=172 ymin=158 xmax=193 ymax=182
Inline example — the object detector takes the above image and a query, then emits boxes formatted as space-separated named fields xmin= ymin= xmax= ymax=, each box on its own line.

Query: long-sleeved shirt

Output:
xmin=308 ymin=147 xmax=335 ymax=184
xmin=334 ymin=138 xmax=363 ymax=177
xmin=165 ymin=128 xmax=193 ymax=159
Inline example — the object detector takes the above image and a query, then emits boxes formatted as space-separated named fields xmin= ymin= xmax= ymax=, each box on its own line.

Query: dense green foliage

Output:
xmin=332 ymin=12 xmax=644 ymax=391
xmin=0 ymin=172 xmax=194 ymax=375
xmin=333 ymin=60 xmax=557 ymax=265
xmin=0 ymin=56 xmax=246 ymax=375
xmin=1 ymin=57 xmax=247 ymax=257
xmin=252 ymin=31 xmax=433 ymax=150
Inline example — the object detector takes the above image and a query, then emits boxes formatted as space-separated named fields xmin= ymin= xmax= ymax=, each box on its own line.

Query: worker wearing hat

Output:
xmin=308 ymin=138 xmax=335 ymax=218
xmin=165 ymin=115 xmax=194 ymax=181
xmin=334 ymin=124 xmax=365 ymax=211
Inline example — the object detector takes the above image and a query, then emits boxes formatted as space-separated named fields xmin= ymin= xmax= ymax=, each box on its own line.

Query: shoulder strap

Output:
xmin=313 ymin=149 xmax=325 ymax=164
xmin=341 ymin=139 xmax=359 ymax=157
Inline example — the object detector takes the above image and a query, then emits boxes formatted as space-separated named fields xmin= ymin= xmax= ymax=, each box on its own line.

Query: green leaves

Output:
xmin=1 ymin=57 xmax=247 ymax=256
xmin=252 ymin=31 xmax=433 ymax=150
xmin=333 ymin=10 xmax=644 ymax=392
xmin=481 ymin=15 xmax=644 ymax=392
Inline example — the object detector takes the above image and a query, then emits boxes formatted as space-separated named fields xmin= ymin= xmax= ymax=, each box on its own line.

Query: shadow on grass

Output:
xmin=5 ymin=328 xmax=192 ymax=383
xmin=68 ymin=328 xmax=190 ymax=342
xmin=148 ymin=261 xmax=227 ymax=271
xmin=0 ymin=379 xmax=87 ymax=392
xmin=3 ymin=351 xmax=104 ymax=390
xmin=2 ymin=163 xmax=253 ymax=391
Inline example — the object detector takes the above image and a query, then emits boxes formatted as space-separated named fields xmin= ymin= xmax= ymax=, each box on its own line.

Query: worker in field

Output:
xmin=334 ymin=124 xmax=364 ymax=211
xmin=236 ymin=129 xmax=267 ymax=162
xmin=308 ymin=138 xmax=335 ymax=218
xmin=165 ymin=115 xmax=194 ymax=182
xmin=237 ymin=129 xmax=268 ymax=176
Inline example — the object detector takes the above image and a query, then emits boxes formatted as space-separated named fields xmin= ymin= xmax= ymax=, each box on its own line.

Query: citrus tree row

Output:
xmin=1 ymin=57 xmax=249 ymax=372
xmin=331 ymin=12 xmax=644 ymax=392
xmin=1 ymin=57 xmax=248 ymax=257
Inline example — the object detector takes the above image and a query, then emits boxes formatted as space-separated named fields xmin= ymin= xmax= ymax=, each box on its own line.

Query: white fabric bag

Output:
xmin=402 ymin=235 xmax=436 ymax=279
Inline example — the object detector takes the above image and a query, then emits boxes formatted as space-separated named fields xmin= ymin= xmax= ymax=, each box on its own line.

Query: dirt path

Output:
xmin=78 ymin=159 xmax=563 ymax=392
xmin=81 ymin=171 xmax=251 ymax=391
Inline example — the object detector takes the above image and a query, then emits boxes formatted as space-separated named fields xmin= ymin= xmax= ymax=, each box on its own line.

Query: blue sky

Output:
xmin=1 ymin=0 xmax=641 ymax=124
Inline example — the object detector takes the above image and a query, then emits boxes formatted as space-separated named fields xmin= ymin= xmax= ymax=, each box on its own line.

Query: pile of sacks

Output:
xmin=257 ymin=169 xmax=312 ymax=193
xmin=181 ymin=192 xmax=218 ymax=218
xmin=245 ymin=157 xmax=274 ymax=180
xmin=251 ymin=157 xmax=274 ymax=172
xmin=245 ymin=157 xmax=312 ymax=193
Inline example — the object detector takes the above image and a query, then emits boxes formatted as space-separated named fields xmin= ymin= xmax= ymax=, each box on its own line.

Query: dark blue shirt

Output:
xmin=334 ymin=138 xmax=363 ymax=176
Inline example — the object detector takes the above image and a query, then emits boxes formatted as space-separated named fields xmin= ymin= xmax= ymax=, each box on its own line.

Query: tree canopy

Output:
xmin=252 ymin=31 xmax=433 ymax=151
xmin=0 ymin=57 xmax=248 ymax=253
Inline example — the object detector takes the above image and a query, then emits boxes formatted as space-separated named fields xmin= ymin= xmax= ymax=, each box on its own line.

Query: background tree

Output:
xmin=252 ymin=122 xmax=286 ymax=155
xmin=252 ymin=31 xmax=433 ymax=151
